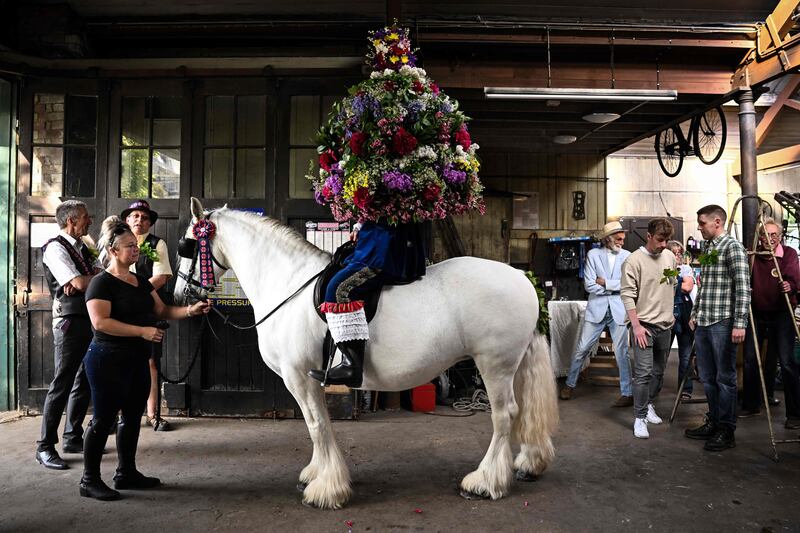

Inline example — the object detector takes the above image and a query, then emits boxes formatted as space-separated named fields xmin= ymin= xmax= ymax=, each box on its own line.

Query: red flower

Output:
xmin=321 ymin=185 xmax=333 ymax=200
xmin=423 ymin=184 xmax=441 ymax=202
xmin=412 ymin=80 xmax=425 ymax=94
xmin=349 ymin=131 xmax=368 ymax=157
xmin=392 ymin=127 xmax=418 ymax=156
xmin=352 ymin=187 xmax=371 ymax=209
xmin=430 ymin=83 xmax=440 ymax=95
xmin=455 ymin=125 xmax=471 ymax=149
xmin=383 ymin=81 xmax=396 ymax=91
xmin=319 ymin=150 xmax=337 ymax=171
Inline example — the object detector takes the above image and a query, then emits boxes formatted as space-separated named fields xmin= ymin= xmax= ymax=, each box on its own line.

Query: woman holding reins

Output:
xmin=80 ymin=217 xmax=210 ymax=501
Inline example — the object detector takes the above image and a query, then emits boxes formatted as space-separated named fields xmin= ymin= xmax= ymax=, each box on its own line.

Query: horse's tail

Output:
xmin=512 ymin=331 xmax=558 ymax=477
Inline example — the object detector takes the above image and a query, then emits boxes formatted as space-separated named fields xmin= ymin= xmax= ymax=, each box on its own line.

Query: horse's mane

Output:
xmin=211 ymin=208 xmax=329 ymax=259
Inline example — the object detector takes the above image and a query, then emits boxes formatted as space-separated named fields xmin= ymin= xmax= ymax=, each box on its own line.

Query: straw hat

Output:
xmin=598 ymin=221 xmax=626 ymax=239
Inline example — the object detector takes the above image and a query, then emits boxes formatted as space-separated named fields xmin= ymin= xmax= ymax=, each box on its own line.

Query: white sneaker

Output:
xmin=634 ymin=418 xmax=649 ymax=439
xmin=646 ymin=403 xmax=663 ymax=425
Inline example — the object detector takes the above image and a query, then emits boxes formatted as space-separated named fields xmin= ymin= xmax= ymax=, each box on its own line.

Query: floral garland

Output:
xmin=308 ymin=24 xmax=485 ymax=225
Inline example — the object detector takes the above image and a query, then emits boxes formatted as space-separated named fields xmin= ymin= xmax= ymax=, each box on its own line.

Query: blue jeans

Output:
xmin=565 ymin=308 xmax=632 ymax=396
xmin=742 ymin=310 xmax=800 ymax=420
xmin=672 ymin=319 xmax=695 ymax=395
xmin=695 ymin=319 xmax=738 ymax=430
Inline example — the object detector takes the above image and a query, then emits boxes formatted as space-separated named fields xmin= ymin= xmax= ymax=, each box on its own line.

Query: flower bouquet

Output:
xmin=308 ymin=24 xmax=485 ymax=225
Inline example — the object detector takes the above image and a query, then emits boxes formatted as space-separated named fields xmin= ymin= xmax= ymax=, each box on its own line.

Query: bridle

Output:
xmin=175 ymin=211 xmax=324 ymax=331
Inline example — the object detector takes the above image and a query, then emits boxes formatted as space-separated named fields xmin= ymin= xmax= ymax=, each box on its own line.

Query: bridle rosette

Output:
xmin=192 ymin=219 xmax=217 ymax=289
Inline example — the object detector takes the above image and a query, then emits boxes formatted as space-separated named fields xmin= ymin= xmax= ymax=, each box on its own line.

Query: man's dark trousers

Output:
xmin=36 ymin=315 xmax=92 ymax=451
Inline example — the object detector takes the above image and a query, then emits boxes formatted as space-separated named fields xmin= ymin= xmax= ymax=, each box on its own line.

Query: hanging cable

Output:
xmin=546 ymin=26 xmax=552 ymax=88
xmin=610 ymin=28 xmax=616 ymax=89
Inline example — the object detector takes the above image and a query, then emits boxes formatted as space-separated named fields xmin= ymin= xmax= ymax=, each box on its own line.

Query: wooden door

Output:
xmin=15 ymin=79 xmax=108 ymax=412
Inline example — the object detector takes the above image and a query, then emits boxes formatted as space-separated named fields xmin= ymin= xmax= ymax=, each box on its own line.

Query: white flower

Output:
xmin=415 ymin=146 xmax=437 ymax=160
xmin=370 ymin=71 xmax=382 ymax=79
xmin=383 ymin=68 xmax=394 ymax=76
xmin=337 ymin=160 xmax=346 ymax=170
xmin=455 ymin=145 xmax=466 ymax=155
xmin=469 ymin=143 xmax=480 ymax=153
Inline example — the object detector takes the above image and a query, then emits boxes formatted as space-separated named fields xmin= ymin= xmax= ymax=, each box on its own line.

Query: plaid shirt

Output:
xmin=691 ymin=232 xmax=751 ymax=329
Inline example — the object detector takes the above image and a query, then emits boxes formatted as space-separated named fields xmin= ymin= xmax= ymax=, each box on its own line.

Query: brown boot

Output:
xmin=559 ymin=386 xmax=573 ymax=400
xmin=612 ymin=395 xmax=633 ymax=407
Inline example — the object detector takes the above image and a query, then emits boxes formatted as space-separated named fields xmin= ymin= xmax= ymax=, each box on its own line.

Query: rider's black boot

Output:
xmin=112 ymin=418 xmax=160 ymax=490
xmin=308 ymin=340 xmax=365 ymax=388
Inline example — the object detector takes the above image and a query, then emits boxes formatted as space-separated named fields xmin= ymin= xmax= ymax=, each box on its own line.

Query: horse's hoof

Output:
xmin=459 ymin=488 xmax=490 ymax=500
xmin=296 ymin=482 xmax=308 ymax=493
xmin=515 ymin=470 xmax=538 ymax=482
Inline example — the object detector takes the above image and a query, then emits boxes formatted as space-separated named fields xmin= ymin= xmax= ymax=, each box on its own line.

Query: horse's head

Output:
xmin=173 ymin=197 xmax=231 ymax=305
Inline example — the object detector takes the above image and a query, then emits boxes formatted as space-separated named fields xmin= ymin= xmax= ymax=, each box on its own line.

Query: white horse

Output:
xmin=173 ymin=197 xmax=558 ymax=509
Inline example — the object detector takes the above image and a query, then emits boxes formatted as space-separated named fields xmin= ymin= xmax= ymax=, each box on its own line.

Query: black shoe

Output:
xmin=308 ymin=340 xmax=365 ymax=388
xmin=785 ymin=418 xmax=800 ymax=430
xmin=738 ymin=408 xmax=761 ymax=418
xmin=685 ymin=420 xmax=717 ymax=440
xmin=36 ymin=449 xmax=68 ymax=470
xmin=63 ymin=440 xmax=84 ymax=454
xmin=113 ymin=470 xmax=161 ymax=490
xmin=768 ymin=397 xmax=781 ymax=406
xmin=79 ymin=478 xmax=121 ymax=501
xmin=704 ymin=427 xmax=736 ymax=451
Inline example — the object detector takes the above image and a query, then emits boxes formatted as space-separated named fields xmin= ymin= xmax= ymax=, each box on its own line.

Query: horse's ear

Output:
xmin=190 ymin=197 xmax=205 ymax=220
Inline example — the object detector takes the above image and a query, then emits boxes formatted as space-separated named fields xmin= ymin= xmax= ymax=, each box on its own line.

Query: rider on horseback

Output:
xmin=306 ymin=24 xmax=483 ymax=388
xmin=308 ymin=221 xmax=426 ymax=387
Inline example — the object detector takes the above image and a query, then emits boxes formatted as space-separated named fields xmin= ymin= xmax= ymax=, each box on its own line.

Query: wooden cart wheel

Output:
xmin=655 ymin=126 xmax=684 ymax=177
xmin=692 ymin=106 xmax=727 ymax=165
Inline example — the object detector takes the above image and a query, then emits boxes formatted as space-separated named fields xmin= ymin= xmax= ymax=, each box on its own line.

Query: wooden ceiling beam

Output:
xmin=756 ymin=144 xmax=800 ymax=171
xmin=755 ymin=74 xmax=800 ymax=147
xmin=419 ymin=32 xmax=753 ymax=49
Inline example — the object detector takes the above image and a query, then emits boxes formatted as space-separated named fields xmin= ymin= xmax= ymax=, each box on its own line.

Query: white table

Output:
xmin=548 ymin=300 xmax=598 ymax=378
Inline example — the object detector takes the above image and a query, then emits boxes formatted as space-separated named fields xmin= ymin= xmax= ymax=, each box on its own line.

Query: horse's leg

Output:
xmin=459 ymin=355 xmax=518 ymax=500
xmin=282 ymin=371 xmax=352 ymax=509
xmin=512 ymin=332 xmax=558 ymax=481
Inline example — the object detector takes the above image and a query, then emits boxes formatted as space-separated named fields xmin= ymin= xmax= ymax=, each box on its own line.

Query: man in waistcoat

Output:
xmin=36 ymin=200 xmax=100 ymax=469
xmin=122 ymin=200 xmax=174 ymax=431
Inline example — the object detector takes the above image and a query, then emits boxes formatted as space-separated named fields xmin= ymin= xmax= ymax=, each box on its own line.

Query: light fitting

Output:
xmin=484 ymin=87 xmax=678 ymax=102
xmin=553 ymin=134 xmax=577 ymax=144
xmin=582 ymin=112 xmax=621 ymax=124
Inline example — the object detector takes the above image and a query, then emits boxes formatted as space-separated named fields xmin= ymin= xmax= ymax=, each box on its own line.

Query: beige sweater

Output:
xmin=620 ymin=248 xmax=677 ymax=330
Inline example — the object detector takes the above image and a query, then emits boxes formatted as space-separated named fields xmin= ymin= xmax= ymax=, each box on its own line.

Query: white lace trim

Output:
xmin=326 ymin=309 xmax=369 ymax=343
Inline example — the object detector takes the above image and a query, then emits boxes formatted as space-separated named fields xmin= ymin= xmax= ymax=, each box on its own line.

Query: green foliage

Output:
xmin=120 ymin=137 xmax=168 ymax=198
xmin=660 ymin=267 xmax=679 ymax=284
xmin=525 ymin=271 xmax=550 ymax=337
xmin=698 ymin=249 xmax=719 ymax=266
xmin=139 ymin=241 xmax=159 ymax=263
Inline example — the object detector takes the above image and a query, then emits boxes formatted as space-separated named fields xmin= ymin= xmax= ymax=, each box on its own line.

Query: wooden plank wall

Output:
xmin=479 ymin=152 xmax=607 ymax=265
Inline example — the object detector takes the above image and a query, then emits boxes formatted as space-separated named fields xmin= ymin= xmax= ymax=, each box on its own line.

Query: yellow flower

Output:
xmin=343 ymin=169 xmax=370 ymax=200
xmin=373 ymin=39 xmax=382 ymax=47
xmin=389 ymin=55 xmax=399 ymax=64
xmin=401 ymin=56 xmax=409 ymax=64
xmin=387 ymin=32 xmax=399 ymax=41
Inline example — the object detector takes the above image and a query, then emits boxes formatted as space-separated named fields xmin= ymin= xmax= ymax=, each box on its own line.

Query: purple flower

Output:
xmin=352 ymin=94 xmax=382 ymax=118
xmin=325 ymin=171 xmax=344 ymax=195
xmin=382 ymin=170 xmax=413 ymax=192
xmin=439 ymin=101 xmax=454 ymax=114
xmin=442 ymin=164 xmax=466 ymax=185
xmin=406 ymin=100 xmax=424 ymax=119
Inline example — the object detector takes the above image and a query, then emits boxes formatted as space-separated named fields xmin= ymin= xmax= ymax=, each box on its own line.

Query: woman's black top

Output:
xmin=85 ymin=271 xmax=155 ymax=348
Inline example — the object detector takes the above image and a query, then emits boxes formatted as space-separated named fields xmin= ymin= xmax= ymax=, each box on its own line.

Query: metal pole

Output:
xmin=736 ymin=89 xmax=758 ymax=249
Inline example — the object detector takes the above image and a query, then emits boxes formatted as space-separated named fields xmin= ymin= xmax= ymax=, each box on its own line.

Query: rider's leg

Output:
xmin=308 ymin=265 xmax=378 ymax=387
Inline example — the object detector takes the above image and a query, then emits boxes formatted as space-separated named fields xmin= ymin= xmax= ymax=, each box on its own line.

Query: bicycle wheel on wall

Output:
xmin=692 ymin=106 xmax=726 ymax=165
xmin=655 ymin=126 xmax=684 ymax=177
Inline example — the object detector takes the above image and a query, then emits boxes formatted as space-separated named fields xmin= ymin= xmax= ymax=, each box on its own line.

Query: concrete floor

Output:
xmin=1 ymin=355 xmax=800 ymax=532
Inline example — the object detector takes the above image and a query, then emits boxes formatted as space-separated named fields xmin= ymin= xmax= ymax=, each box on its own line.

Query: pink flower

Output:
xmin=430 ymin=83 xmax=440 ymax=95
xmin=455 ymin=125 xmax=471 ymax=149
xmin=423 ymin=184 xmax=441 ymax=202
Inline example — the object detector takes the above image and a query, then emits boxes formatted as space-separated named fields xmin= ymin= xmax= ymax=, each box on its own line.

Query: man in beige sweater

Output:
xmin=620 ymin=218 xmax=678 ymax=439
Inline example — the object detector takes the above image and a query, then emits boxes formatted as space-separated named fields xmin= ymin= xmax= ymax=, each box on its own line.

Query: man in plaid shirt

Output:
xmin=685 ymin=204 xmax=750 ymax=451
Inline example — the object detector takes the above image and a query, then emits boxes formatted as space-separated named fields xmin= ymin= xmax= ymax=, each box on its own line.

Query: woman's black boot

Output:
xmin=79 ymin=422 xmax=121 ymax=501
xmin=113 ymin=418 xmax=160 ymax=490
